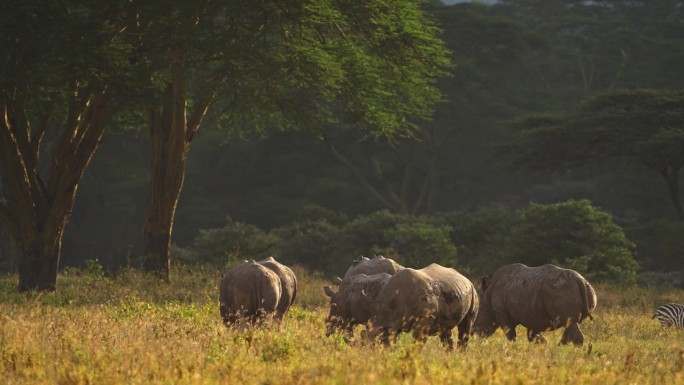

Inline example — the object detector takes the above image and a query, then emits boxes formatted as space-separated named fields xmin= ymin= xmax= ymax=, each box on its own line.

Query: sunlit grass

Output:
xmin=0 ymin=266 xmax=682 ymax=384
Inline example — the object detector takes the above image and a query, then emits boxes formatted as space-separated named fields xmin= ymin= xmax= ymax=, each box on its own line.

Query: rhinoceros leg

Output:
xmin=345 ymin=324 xmax=355 ymax=338
xmin=439 ymin=329 xmax=454 ymax=350
xmin=504 ymin=327 xmax=517 ymax=341
xmin=494 ymin=311 xmax=518 ymax=341
xmin=456 ymin=320 xmax=473 ymax=349
xmin=560 ymin=323 xmax=584 ymax=346
xmin=380 ymin=329 xmax=393 ymax=346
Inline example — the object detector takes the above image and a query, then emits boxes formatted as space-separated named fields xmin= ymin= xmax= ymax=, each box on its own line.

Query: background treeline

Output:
xmin=2 ymin=0 xmax=683 ymax=285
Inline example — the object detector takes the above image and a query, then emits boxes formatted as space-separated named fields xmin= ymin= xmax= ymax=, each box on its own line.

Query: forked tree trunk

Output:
xmin=142 ymin=54 xmax=209 ymax=280
xmin=0 ymin=83 xmax=108 ymax=292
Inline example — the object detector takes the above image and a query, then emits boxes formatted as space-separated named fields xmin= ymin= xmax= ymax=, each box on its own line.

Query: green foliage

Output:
xmin=509 ymin=199 xmax=638 ymax=284
xmin=436 ymin=206 xmax=521 ymax=275
xmin=502 ymin=88 xmax=684 ymax=219
xmin=382 ymin=222 xmax=457 ymax=268
xmin=184 ymin=203 xmax=641 ymax=283
xmin=625 ymin=220 xmax=684 ymax=272
xmin=190 ymin=218 xmax=280 ymax=266
xmin=50 ymin=0 xmax=684 ymax=284
xmin=271 ymin=219 xmax=343 ymax=272
xmin=335 ymin=210 xmax=457 ymax=269
xmin=338 ymin=210 xmax=414 ymax=256
xmin=84 ymin=259 xmax=105 ymax=278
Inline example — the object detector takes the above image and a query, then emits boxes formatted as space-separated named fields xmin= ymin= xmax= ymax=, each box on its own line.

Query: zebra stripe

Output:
xmin=652 ymin=303 xmax=684 ymax=328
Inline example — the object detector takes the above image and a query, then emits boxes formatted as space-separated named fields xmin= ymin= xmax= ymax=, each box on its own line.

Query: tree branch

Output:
xmin=322 ymin=134 xmax=396 ymax=210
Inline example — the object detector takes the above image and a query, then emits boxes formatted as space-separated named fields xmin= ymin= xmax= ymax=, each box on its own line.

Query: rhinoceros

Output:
xmin=258 ymin=257 xmax=297 ymax=320
xmin=473 ymin=263 xmax=597 ymax=346
xmin=343 ymin=255 xmax=403 ymax=279
xmin=365 ymin=263 xmax=479 ymax=349
xmin=219 ymin=260 xmax=281 ymax=324
xmin=323 ymin=272 xmax=392 ymax=337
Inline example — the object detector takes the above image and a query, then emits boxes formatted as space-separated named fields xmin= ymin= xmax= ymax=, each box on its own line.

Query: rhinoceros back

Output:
xmin=486 ymin=263 xmax=596 ymax=331
xmin=344 ymin=255 xmax=404 ymax=279
xmin=219 ymin=261 xmax=281 ymax=323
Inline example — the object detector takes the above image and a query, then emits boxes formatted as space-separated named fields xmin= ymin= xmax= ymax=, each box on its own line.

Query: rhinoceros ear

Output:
xmin=324 ymin=285 xmax=336 ymax=297
xmin=480 ymin=275 xmax=490 ymax=291
xmin=332 ymin=276 xmax=343 ymax=285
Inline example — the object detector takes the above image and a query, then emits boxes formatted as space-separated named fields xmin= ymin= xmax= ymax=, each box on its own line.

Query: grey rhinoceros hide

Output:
xmin=343 ymin=255 xmax=404 ymax=279
xmin=219 ymin=260 xmax=282 ymax=324
xmin=475 ymin=263 xmax=597 ymax=346
xmin=258 ymin=257 xmax=297 ymax=320
xmin=324 ymin=272 xmax=392 ymax=337
xmin=366 ymin=263 xmax=479 ymax=350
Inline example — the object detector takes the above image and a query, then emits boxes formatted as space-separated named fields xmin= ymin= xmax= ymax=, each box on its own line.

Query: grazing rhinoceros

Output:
xmin=343 ymin=255 xmax=403 ymax=279
xmin=473 ymin=263 xmax=597 ymax=346
xmin=365 ymin=263 xmax=479 ymax=349
xmin=219 ymin=260 xmax=281 ymax=324
xmin=258 ymin=257 xmax=297 ymax=320
xmin=323 ymin=273 xmax=392 ymax=337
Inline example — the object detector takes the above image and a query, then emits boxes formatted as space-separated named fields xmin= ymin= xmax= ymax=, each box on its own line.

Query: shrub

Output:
xmin=337 ymin=210 xmax=457 ymax=269
xmin=508 ymin=199 xmax=638 ymax=284
xmin=382 ymin=222 xmax=457 ymax=268
xmin=189 ymin=217 xmax=280 ymax=265
xmin=271 ymin=219 xmax=343 ymax=273
xmin=338 ymin=210 xmax=413 ymax=256
xmin=435 ymin=206 xmax=520 ymax=275
xmin=624 ymin=219 xmax=684 ymax=272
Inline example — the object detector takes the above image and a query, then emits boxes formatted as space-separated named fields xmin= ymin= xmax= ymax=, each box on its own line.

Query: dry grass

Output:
xmin=0 ymin=265 xmax=682 ymax=385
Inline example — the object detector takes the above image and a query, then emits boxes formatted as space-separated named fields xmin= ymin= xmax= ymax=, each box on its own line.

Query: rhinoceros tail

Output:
xmin=577 ymin=279 xmax=597 ymax=322
xmin=291 ymin=273 xmax=298 ymax=306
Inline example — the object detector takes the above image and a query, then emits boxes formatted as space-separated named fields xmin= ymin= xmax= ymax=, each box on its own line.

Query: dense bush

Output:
xmin=181 ymin=217 xmax=280 ymax=266
xmin=271 ymin=219 xmax=343 ymax=272
xmin=183 ymin=201 xmax=640 ymax=284
xmin=436 ymin=206 xmax=520 ymax=275
xmin=508 ymin=200 xmax=639 ymax=284
xmin=335 ymin=210 xmax=457 ymax=269
xmin=382 ymin=222 xmax=457 ymax=268
xmin=625 ymin=219 xmax=684 ymax=273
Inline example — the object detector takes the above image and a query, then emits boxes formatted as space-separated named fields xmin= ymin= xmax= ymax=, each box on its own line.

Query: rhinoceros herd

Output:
xmin=219 ymin=255 xmax=608 ymax=348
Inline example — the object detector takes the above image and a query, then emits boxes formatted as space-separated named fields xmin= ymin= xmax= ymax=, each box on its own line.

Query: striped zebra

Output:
xmin=652 ymin=303 xmax=684 ymax=328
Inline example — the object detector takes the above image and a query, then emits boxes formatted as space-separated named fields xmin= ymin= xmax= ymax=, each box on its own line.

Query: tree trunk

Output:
xmin=660 ymin=166 xmax=684 ymax=221
xmin=17 ymin=233 xmax=62 ymax=292
xmin=142 ymin=54 xmax=209 ymax=280
xmin=142 ymin=116 xmax=189 ymax=279
xmin=0 ymin=83 xmax=108 ymax=292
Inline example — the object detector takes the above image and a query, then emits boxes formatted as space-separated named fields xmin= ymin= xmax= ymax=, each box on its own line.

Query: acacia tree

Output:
xmin=127 ymin=1 xmax=452 ymax=280
xmin=0 ymin=2 xmax=128 ymax=291
xmin=321 ymin=2 xmax=549 ymax=215
xmin=501 ymin=88 xmax=684 ymax=220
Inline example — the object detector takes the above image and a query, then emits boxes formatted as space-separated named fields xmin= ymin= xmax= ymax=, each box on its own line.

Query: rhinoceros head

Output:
xmin=323 ymin=284 xmax=347 ymax=336
xmin=472 ymin=275 xmax=498 ymax=337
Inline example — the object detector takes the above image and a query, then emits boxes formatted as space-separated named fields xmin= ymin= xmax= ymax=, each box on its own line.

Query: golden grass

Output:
xmin=0 ymin=266 xmax=682 ymax=385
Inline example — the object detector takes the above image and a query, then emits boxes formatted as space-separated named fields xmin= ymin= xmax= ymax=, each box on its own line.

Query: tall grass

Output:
xmin=0 ymin=265 xmax=682 ymax=385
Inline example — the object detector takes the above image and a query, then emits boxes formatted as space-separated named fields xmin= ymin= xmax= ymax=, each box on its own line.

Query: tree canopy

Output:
xmin=502 ymin=88 xmax=684 ymax=219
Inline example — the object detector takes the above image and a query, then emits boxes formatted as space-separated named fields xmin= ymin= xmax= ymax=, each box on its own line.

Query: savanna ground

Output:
xmin=0 ymin=265 xmax=682 ymax=385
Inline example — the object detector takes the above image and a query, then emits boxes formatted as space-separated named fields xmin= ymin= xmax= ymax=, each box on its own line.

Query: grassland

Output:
xmin=0 ymin=265 xmax=682 ymax=385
